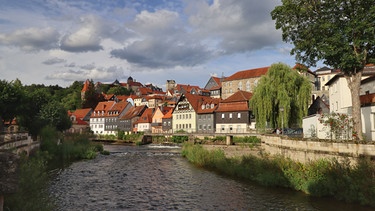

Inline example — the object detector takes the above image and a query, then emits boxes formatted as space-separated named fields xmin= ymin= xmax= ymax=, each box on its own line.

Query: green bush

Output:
xmin=4 ymin=152 xmax=55 ymax=211
xmin=171 ymin=135 xmax=188 ymax=143
xmin=182 ymin=143 xmax=375 ymax=207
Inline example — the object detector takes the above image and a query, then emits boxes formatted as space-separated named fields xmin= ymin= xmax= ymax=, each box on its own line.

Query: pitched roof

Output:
xmin=197 ymin=98 xmax=221 ymax=114
xmin=182 ymin=93 xmax=213 ymax=112
xmin=222 ymin=90 xmax=253 ymax=103
xmin=91 ymin=101 xmax=116 ymax=117
xmin=107 ymin=101 xmax=130 ymax=117
xmin=81 ymin=79 xmax=90 ymax=92
xmin=120 ymin=105 xmax=147 ymax=120
xmin=216 ymin=101 xmax=249 ymax=112
xmin=162 ymin=108 xmax=173 ymax=119
xmin=71 ymin=108 xmax=92 ymax=119
xmin=216 ymin=90 xmax=252 ymax=112
xmin=224 ymin=67 xmax=269 ymax=81
xmin=136 ymin=108 xmax=154 ymax=124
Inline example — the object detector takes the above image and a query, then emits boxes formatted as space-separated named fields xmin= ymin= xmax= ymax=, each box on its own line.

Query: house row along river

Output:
xmin=49 ymin=144 xmax=373 ymax=211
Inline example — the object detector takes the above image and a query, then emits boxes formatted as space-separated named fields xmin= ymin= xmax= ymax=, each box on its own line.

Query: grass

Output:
xmin=182 ymin=143 xmax=375 ymax=207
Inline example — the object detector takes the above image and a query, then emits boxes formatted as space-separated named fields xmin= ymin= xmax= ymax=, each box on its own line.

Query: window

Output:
xmin=229 ymin=113 xmax=233 ymax=119
xmin=238 ymin=113 xmax=241 ymax=119
xmin=246 ymin=81 xmax=250 ymax=91
xmin=238 ymin=81 xmax=242 ymax=90
xmin=221 ymin=113 xmax=225 ymax=119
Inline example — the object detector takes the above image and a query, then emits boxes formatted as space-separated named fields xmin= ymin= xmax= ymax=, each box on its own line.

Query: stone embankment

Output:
xmin=202 ymin=144 xmax=262 ymax=158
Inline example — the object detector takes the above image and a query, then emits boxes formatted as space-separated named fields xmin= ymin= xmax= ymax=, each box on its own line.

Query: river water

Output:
xmin=49 ymin=144 xmax=373 ymax=211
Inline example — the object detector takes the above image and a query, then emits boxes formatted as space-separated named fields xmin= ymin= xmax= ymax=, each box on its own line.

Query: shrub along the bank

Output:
xmin=4 ymin=126 xmax=105 ymax=210
xmin=181 ymin=143 xmax=375 ymax=207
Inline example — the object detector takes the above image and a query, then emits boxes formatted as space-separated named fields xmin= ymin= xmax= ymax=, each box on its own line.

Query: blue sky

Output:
xmin=0 ymin=0 xmax=308 ymax=89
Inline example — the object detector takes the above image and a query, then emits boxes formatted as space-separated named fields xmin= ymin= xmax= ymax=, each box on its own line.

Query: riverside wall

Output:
xmin=261 ymin=135 xmax=375 ymax=164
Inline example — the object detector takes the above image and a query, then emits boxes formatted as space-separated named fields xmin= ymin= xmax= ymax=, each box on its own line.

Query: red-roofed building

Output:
xmin=197 ymin=97 xmax=221 ymax=133
xmin=173 ymin=84 xmax=210 ymax=96
xmin=162 ymin=108 xmax=174 ymax=133
xmin=221 ymin=67 xmax=269 ymax=99
xmin=119 ymin=105 xmax=148 ymax=133
xmin=215 ymin=90 xmax=254 ymax=133
xmin=90 ymin=101 xmax=116 ymax=135
xmin=68 ymin=108 xmax=92 ymax=133
xmin=172 ymin=93 xmax=214 ymax=133
xmin=104 ymin=101 xmax=132 ymax=135
xmin=135 ymin=108 xmax=155 ymax=133
xmin=152 ymin=106 xmax=173 ymax=133
xmin=81 ymin=79 xmax=91 ymax=100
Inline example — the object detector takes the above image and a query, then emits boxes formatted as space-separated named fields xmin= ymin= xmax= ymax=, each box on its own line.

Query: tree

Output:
xmin=39 ymin=101 xmax=72 ymax=132
xmin=0 ymin=80 xmax=24 ymax=122
xmin=107 ymin=86 xmax=131 ymax=95
xmin=250 ymin=63 xmax=311 ymax=129
xmin=82 ymin=80 xmax=103 ymax=109
xmin=271 ymin=0 xmax=375 ymax=140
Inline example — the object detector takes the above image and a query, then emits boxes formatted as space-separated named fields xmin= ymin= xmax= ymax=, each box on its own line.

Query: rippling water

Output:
xmin=49 ymin=144 xmax=373 ymax=211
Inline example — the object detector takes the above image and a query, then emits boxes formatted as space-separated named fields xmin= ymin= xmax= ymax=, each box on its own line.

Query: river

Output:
xmin=49 ymin=144 xmax=374 ymax=211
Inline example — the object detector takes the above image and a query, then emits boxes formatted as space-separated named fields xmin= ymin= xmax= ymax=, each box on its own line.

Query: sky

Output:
xmin=0 ymin=0 xmax=308 ymax=89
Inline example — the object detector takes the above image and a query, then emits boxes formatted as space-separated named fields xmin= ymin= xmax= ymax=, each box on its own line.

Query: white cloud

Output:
xmin=46 ymin=65 xmax=125 ymax=82
xmin=0 ymin=27 xmax=60 ymax=51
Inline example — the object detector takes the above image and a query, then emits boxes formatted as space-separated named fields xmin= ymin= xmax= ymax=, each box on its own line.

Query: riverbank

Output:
xmin=202 ymin=144 xmax=262 ymax=158
xmin=183 ymin=143 xmax=375 ymax=208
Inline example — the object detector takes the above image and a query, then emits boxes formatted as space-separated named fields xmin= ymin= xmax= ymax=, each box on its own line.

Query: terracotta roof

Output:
xmin=197 ymin=98 xmax=221 ymax=114
xmin=91 ymin=101 xmax=116 ymax=117
xmin=176 ymin=84 xmax=202 ymax=93
xmin=216 ymin=101 xmax=249 ymax=112
xmin=138 ymin=87 xmax=154 ymax=95
xmin=120 ymin=105 xmax=147 ymax=120
xmin=136 ymin=108 xmax=154 ymax=124
xmin=162 ymin=108 xmax=173 ymax=119
xmin=183 ymin=93 xmax=213 ymax=112
xmin=107 ymin=101 xmax=130 ymax=117
xmin=216 ymin=90 xmax=252 ymax=112
xmin=222 ymin=90 xmax=253 ymax=103
xmin=81 ymin=79 xmax=90 ymax=92
xmin=72 ymin=108 xmax=92 ymax=119
xmin=224 ymin=67 xmax=269 ymax=81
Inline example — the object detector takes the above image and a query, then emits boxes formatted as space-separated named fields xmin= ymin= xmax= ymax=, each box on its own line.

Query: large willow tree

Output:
xmin=272 ymin=0 xmax=375 ymax=140
xmin=250 ymin=63 xmax=311 ymax=129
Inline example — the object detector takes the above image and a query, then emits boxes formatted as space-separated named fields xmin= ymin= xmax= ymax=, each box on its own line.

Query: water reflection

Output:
xmin=49 ymin=144 xmax=373 ymax=211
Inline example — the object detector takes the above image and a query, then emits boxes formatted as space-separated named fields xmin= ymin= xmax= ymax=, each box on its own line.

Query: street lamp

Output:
xmin=280 ymin=106 xmax=284 ymax=135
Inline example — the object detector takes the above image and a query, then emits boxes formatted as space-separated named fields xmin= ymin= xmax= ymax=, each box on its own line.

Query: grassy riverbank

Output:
xmin=4 ymin=127 xmax=105 ymax=210
xmin=182 ymin=143 xmax=375 ymax=207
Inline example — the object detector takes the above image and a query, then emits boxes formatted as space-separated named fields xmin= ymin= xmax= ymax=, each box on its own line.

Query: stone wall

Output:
xmin=261 ymin=135 xmax=375 ymax=164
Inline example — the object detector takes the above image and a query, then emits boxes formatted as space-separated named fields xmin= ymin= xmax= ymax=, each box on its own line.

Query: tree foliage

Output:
xmin=0 ymin=80 xmax=24 ymax=122
xmin=107 ymin=86 xmax=131 ymax=95
xmin=271 ymin=0 xmax=375 ymax=140
xmin=250 ymin=63 xmax=311 ymax=129
xmin=39 ymin=101 xmax=72 ymax=132
xmin=82 ymin=79 xmax=103 ymax=109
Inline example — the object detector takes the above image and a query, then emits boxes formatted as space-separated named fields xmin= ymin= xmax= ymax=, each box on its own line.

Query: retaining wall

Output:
xmin=261 ymin=135 xmax=375 ymax=164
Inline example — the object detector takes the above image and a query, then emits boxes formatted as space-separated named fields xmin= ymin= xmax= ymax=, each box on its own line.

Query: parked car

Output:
xmin=282 ymin=128 xmax=303 ymax=137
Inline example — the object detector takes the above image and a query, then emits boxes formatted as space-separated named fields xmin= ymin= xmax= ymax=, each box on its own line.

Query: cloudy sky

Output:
xmin=0 ymin=0 xmax=301 ymax=89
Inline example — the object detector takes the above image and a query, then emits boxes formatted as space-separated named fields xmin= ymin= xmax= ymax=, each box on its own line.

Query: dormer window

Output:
xmin=201 ymin=104 xmax=205 ymax=109
xmin=205 ymin=104 xmax=209 ymax=109
xmin=211 ymin=104 xmax=214 ymax=109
